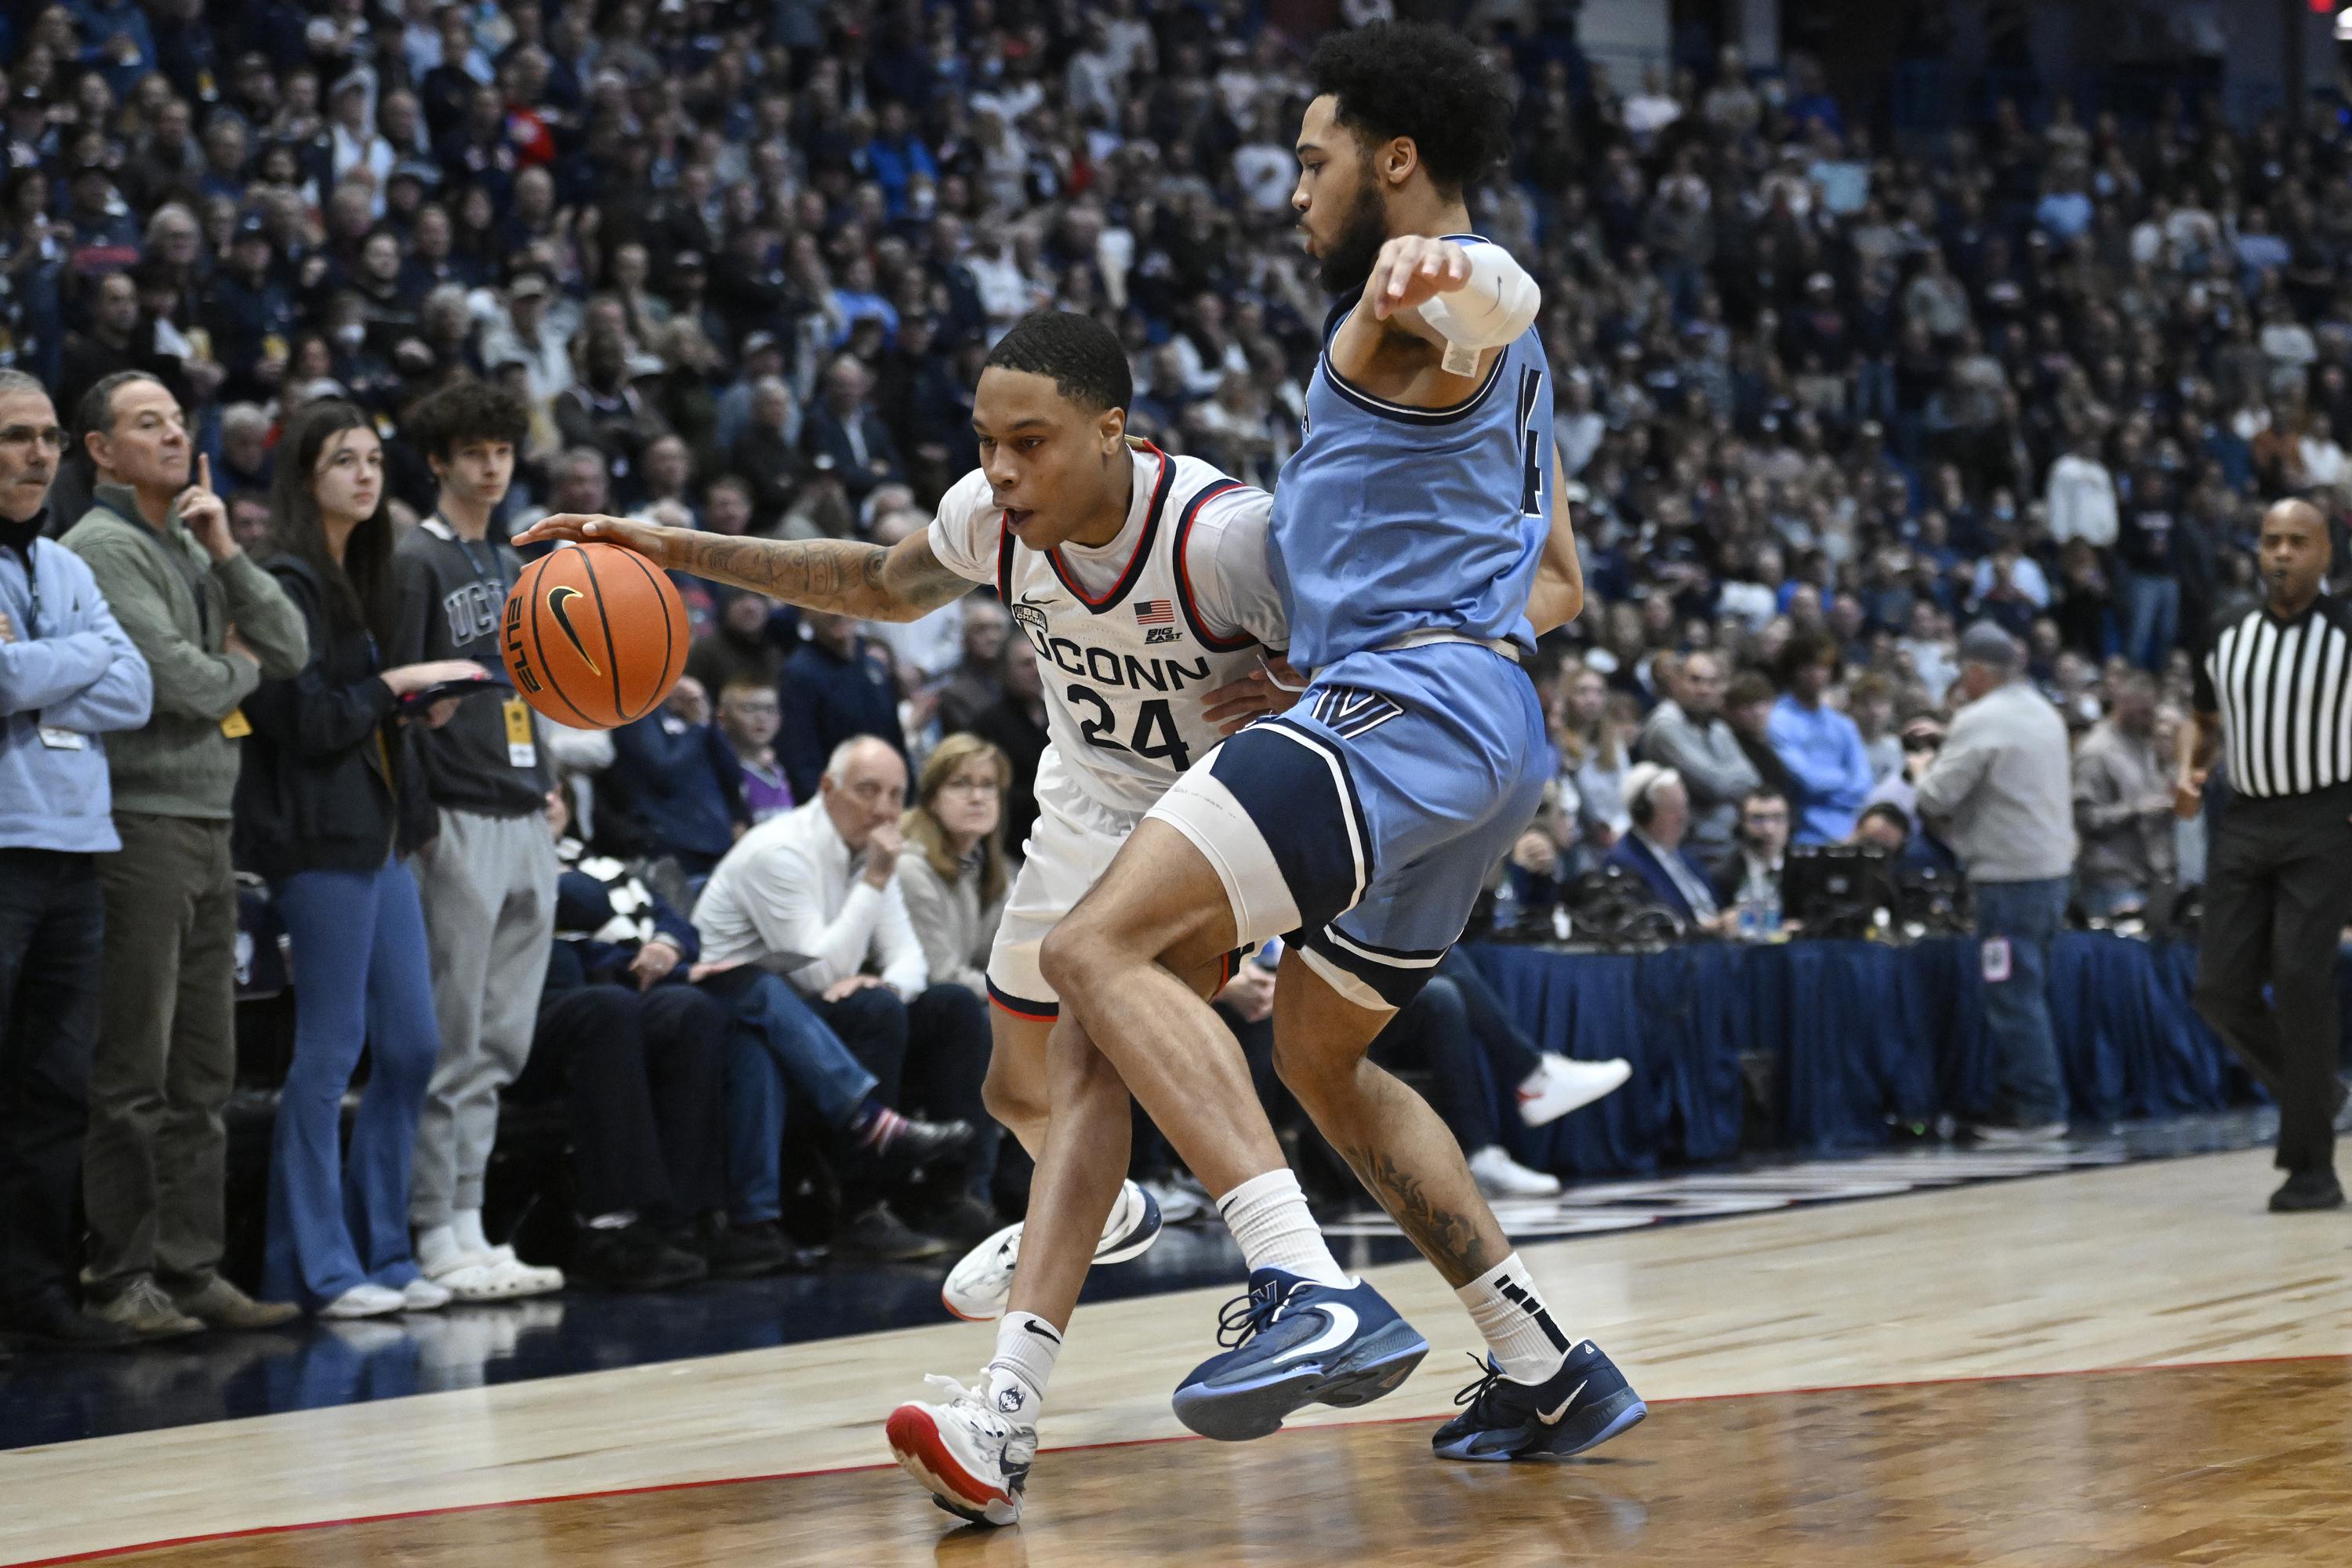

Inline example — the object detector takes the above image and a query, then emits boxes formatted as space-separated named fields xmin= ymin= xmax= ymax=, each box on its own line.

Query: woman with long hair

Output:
xmin=233 ymin=400 xmax=488 ymax=1317
xmin=1552 ymin=662 xmax=1636 ymax=850
xmin=897 ymin=734 xmax=1013 ymax=1001
xmin=895 ymin=733 xmax=1013 ymax=1232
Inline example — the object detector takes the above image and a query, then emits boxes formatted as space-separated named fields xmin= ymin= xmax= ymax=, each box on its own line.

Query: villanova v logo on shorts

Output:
xmin=1308 ymin=686 xmax=1404 ymax=740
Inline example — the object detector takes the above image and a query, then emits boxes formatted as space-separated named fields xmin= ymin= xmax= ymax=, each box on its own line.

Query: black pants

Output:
xmin=2194 ymin=785 xmax=2352 ymax=1174
xmin=812 ymin=982 xmax=993 ymax=1199
xmin=1367 ymin=949 xmax=1545 ymax=1156
xmin=516 ymin=983 xmax=728 ymax=1223
xmin=0 ymin=849 xmax=103 ymax=1314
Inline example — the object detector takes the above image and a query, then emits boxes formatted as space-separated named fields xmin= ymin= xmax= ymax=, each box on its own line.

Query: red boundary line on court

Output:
xmin=16 ymin=1348 xmax=2352 ymax=1566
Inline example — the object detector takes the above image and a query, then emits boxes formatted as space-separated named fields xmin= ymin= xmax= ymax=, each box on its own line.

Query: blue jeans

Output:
xmin=709 ymin=971 xmax=877 ymax=1224
xmin=264 ymin=862 xmax=442 ymax=1308
xmin=2118 ymin=568 xmax=2178 ymax=672
xmin=1973 ymin=877 xmax=2070 ymax=1127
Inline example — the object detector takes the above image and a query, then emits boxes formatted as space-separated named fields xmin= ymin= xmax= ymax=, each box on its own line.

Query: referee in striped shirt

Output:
xmin=2178 ymin=499 xmax=2352 ymax=1211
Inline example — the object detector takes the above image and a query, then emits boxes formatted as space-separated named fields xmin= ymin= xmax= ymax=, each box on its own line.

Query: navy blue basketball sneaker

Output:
xmin=1432 ymin=1339 xmax=1648 ymax=1461
xmin=1171 ymin=1268 xmax=1429 ymax=1442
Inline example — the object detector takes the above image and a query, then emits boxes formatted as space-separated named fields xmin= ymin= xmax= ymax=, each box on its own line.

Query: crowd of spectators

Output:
xmin=2 ymin=0 xmax=2342 ymax=1344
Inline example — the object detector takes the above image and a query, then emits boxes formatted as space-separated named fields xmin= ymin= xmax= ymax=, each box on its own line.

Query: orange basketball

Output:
xmin=500 ymin=542 xmax=688 ymax=730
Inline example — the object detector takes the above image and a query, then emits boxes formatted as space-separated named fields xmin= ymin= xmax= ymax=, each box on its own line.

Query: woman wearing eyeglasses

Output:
xmin=897 ymin=734 xmax=1013 ymax=1009
xmin=896 ymin=733 xmax=1013 ymax=1233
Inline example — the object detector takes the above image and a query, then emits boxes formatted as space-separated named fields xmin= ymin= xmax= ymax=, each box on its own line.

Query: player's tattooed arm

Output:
xmin=1525 ymin=450 xmax=1584 ymax=636
xmin=666 ymin=529 xmax=970 ymax=623
xmin=512 ymin=513 xmax=969 ymax=622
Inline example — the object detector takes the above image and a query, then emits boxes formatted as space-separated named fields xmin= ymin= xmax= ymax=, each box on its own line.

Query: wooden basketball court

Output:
xmin=10 ymin=1145 xmax=2352 ymax=1566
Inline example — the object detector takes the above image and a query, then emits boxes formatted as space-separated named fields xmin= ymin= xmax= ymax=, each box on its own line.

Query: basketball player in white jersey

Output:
xmin=517 ymin=311 xmax=1293 ymax=1310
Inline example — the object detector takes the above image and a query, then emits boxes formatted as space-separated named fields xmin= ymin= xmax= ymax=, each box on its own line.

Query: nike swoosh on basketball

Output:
xmin=546 ymin=586 xmax=601 ymax=673
xmin=1540 ymin=1379 xmax=1588 ymax=1425
xmin=1267 ymin=1303 xmax=1357 ymax=1367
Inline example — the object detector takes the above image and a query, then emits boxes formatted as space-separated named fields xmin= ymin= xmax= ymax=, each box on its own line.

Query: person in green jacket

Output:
xmin=60 ymin=369 xmax=309 ymax=1341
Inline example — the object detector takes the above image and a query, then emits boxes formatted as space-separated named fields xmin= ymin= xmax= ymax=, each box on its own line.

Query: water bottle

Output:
xmin=1492 ymin=873 xmax=1519 ymax=935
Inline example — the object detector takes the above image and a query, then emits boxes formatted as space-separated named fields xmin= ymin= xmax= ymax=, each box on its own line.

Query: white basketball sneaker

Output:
xmin=941 ymin=1178 xmax=1162 ymax=1321
xmin=886 ymin=1370 xmax=1038 ymax=1527
xmin=1516 ymin=1053 xmax=1632 ymax=1127
xmin=1468 ymin=1145 xmax=1563 ymax=1199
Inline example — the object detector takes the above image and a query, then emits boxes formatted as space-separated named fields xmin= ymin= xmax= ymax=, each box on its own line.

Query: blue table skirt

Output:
xmin=1461 ymin=936 xmax=2284 ymax=1177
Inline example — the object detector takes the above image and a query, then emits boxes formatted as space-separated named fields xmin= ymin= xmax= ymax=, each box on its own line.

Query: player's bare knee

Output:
xmin=1037 ymin=920 xmax=1116 ymax=1008
xmin=1270 ymin=1034 xmax=1359 ymax=1116
xmin=980 ymin=1067 xmax=1048 ymax=1144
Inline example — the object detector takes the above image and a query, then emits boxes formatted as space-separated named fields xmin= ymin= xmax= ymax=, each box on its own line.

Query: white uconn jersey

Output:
xmin=928 ymin=442 xmax=1287 ymax=815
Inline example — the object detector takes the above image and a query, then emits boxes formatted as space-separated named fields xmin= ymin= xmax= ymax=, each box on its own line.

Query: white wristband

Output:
xmin=1417 ymin=241 xmax=1542 ymax=361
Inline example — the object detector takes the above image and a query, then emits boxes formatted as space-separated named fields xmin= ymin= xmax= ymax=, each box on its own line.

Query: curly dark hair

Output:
xmin=1776 ymin=629 xmax=1840 ymax=690
xmin=404 ymin=376 xmax=530 ymax=463
xmin=1309 ymin=22 xmax=1512 ymax=195
xmin=983 ymin=310 xmax=1132 ymax=414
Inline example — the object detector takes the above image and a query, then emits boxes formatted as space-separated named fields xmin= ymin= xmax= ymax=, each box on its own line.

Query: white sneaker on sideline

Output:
xmin=424 ymin=1243 xmax=564 ymax=1301
xmin=401 ymin=1276 xmax=452 ymax=1312
xmin=318 ymin=1283 xmax=406 ymax=1319
xmin=1140 ymin=1176 xmax=1210 ymax=1226
xmin=1517 ymin=1054 xmax=1632 ymax=1127
xmin=482 ymin=1244 xmax=564 ymax=1295
xmin=940 ymin=1180 xmax=1161 ymax=1322
xmin=1468 ymin=1145 xmax=1563 ymax=1199
xmin=1964 ymin=1120 xmax=2069 ymax=1148
xmin=886 ymin=1370 xmax=1036 ymax=1527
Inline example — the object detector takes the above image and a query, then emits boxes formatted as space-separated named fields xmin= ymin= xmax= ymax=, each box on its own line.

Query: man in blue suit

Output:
xmin=1605 ymin=763 xmax=1732 ymax=934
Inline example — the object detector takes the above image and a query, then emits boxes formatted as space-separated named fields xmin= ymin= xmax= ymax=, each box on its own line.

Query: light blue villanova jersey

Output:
xmin=1269 ymin=244 xmax=1557 ymax=673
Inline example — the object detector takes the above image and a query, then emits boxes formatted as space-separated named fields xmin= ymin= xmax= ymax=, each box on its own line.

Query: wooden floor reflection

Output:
xmin=97 ymin=1357 xmax=2352 ymax=1568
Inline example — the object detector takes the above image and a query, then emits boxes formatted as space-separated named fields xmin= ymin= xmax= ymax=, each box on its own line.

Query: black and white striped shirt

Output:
xmin=2194 ymin=597 xmax=2352 ymax=798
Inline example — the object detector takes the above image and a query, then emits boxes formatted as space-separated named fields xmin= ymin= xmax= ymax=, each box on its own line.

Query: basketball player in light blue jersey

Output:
xmin=882 ymin=22 xmax=1646 ymax=1526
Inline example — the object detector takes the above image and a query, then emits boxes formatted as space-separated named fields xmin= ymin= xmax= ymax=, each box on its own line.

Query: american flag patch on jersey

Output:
xmin=1134 ymin=599 xmax=1174 ymax=626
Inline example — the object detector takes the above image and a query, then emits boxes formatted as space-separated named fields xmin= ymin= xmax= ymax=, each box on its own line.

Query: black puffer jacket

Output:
xmin=232 ymin=556 xmax=430 ymax=879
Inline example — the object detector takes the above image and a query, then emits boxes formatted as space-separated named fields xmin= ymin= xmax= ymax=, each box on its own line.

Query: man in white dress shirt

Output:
xmin=697 ymin=736 xmax=997 ymax=1247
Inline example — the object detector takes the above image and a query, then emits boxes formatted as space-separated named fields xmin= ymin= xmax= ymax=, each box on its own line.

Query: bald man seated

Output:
xmin=694 ymin=736 xmax=998 ymax=1256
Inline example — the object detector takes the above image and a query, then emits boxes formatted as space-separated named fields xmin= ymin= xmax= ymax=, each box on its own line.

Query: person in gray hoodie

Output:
xmin=60 ymin=369 xmax=308 ymax=1341
xmin=1635 ymin=651 xmax=1759 ymax=875
xmin=0 ymin=371 xmax=154 ymax=1350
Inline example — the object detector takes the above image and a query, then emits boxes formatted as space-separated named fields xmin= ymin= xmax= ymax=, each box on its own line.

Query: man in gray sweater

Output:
xmin=1915 ymin=622 xmax=2078 ymax=1144
xmin=61 ymin=370 xmax=308 ymax=1337
xmin=1635 ymin=651 xmax=1759 ymax=875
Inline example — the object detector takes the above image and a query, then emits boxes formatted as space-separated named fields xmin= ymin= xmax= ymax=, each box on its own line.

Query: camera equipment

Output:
xmin=1561 ymin=866 xmax=1686 ymax=947
xmin=1893 ymin=862 xmax=1969 ymax=935
xmin=1782 ymin=844 xmax=1898 ymax=937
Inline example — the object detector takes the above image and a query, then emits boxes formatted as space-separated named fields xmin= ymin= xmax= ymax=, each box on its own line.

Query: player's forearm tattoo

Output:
xmin=1344 ymin=1144 xmax=1502 ymax=1279
xmin=663 ymin=532 xmax=964 ymax=622
xmin=668 ymin=534 xmax=891 ymax=612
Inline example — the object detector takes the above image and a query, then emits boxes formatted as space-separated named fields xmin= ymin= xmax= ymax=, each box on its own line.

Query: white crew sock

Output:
xmin=983 ymin=1312 xmax=1063 ymax=1421
xmin=452 ymin=1210 xmax=492 ymax=1256
xmin=415 ymin=1223 xmax=463 ymax=1276
xmin=1457 ymin=1252 xmax=1574 ymax=1385
xmin=1214 ymin=1169 xmax=1350 ymax=1288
